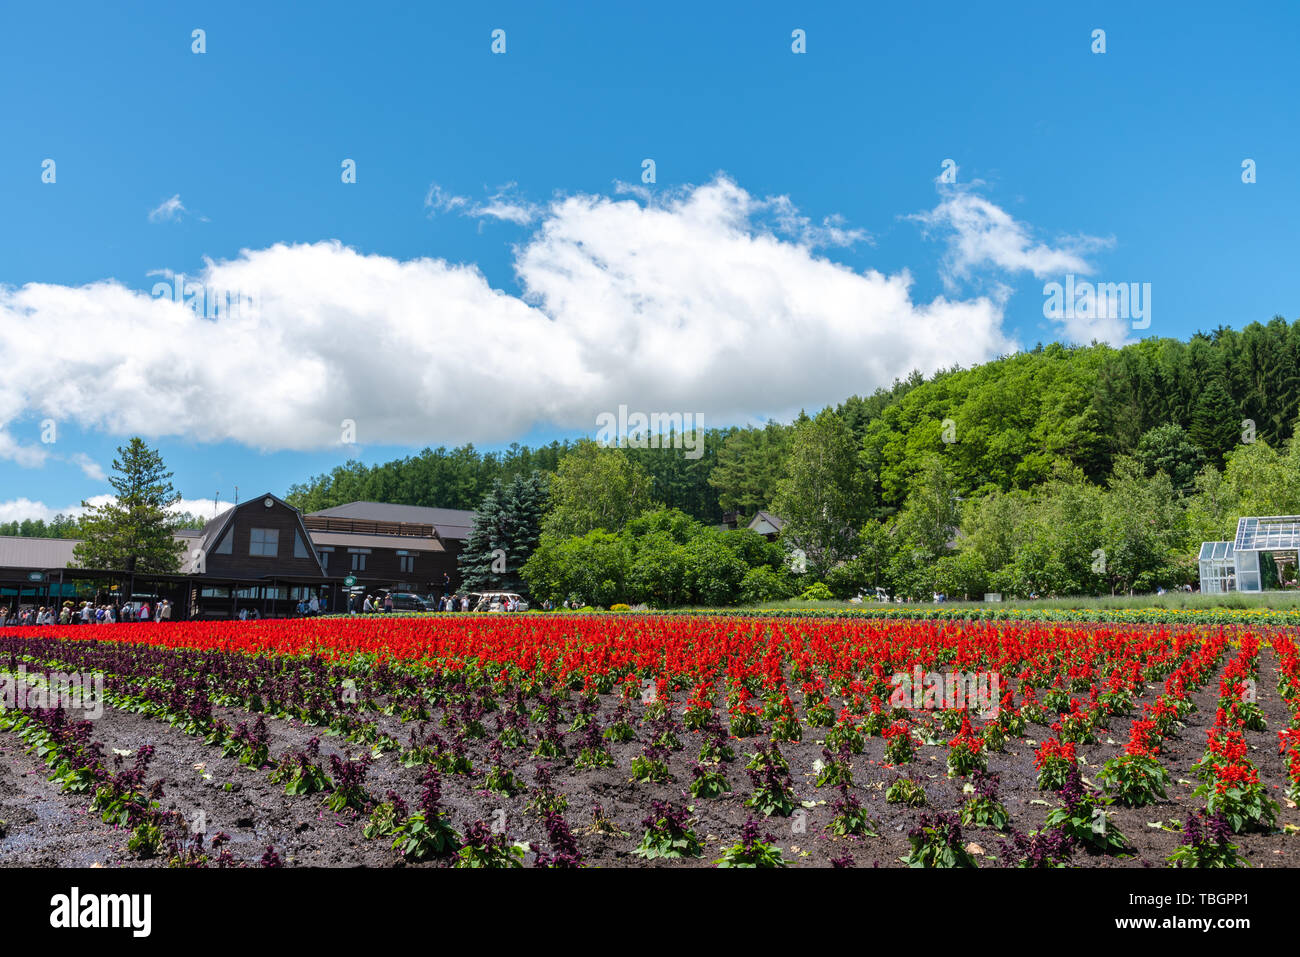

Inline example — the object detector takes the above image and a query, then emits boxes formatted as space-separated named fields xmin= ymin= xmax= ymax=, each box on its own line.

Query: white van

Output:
xmin=469 ymin=592 xmax=528 ymax=613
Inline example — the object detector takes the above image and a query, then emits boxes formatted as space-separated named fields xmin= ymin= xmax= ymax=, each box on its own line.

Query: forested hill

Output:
xmin=283 ymin=316 xmax=1300 ymax=522
xmin=858 ymin=317 xmax=1299 ymax=513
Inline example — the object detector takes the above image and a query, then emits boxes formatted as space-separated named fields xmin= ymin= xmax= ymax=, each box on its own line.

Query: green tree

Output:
xmin=931 ymin=550 xmax=990 ymax=600
xmin=824 ymin=521 xmax=896 ymax=598
xmin=959 ymin=489 xmax=1030 ymax=575
xmin=521 ymin=530 xmax=629 ymax=607
xmin=1190 ymin=378 xmax=1241 ymax=465
xmin=541 ymin=441 xmax=656 ymax=539
xmin=71 ymin=438 xmax=185 ymax=574
xmin=1134 ymin=423 xmax=1204 ymax=492
xmin=738 ymin=565 xmax=797 ymax=604
xmin=1098 ymin=457 xmax=1186 ymax=593
xmin=457 ymin=471 xmax=548 ymax=594
xmin=626 ymin=531 xmax=691 ymax=607
xmin=682 ymin=534 xmax=749 ymax=606
xmin=707 ymin=421 xmax=790 ymax=517
xmin=771 ymin=410 xmax=868 ymax=576
xmin=995 ymin=471 xmax=1106 ymax=598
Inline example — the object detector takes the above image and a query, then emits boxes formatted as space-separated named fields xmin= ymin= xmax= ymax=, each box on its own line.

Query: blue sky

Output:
xmin=0 ymin=0 xmax=1296 ymax=521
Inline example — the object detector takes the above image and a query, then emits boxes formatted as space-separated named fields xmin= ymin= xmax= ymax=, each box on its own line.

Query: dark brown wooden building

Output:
xmin=0 ymin=495 xmax=477 ymax=620
xmin=304 ymin=501 xmax=473 ymax=594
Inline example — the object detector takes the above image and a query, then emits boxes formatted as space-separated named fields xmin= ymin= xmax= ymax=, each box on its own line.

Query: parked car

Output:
xmin=380 ymin=591 xmax=433 ymax=612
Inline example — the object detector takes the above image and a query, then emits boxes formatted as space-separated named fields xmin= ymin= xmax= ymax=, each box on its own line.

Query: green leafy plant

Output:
xmin=827 ymin=783 xmax=878 ymax=837
xmin=1166 ymin=812 xmax=1248 ymax=869
xmin=455 ymin=820 xmax=525 ymax=868
xmin=392 ymin=770 xmax=460 ymax=861
xmin=959 ymin=772 xmax=1010 ymax=831
xmin=886 ymin=777 xmax=927 ymax=807
xmin=1043 ymin=768 xmax=1130 ymax=854
xmin=901 ymin=813 xmax=978 ymax=868
xmin=689 ymin=761 xmax=731 ymax=798
xmin=744 ymin=743 xmax=797 ymax=817
xmin=714 ymin=818 xmax=787 ymax=868
xmin=1098 ymin=753 xmax=1169 ymax=808
xmin=269 ymin=738 xmax=333 ymax=797
xmin=634 ymin=800 xmax=703 ymax=859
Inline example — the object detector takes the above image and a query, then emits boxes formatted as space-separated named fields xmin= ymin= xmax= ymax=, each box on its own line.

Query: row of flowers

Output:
xmin=1273 ymin=632 xmax=1300 ymax=803
xmin=667 ymin=605 xmax=1300 ymax=627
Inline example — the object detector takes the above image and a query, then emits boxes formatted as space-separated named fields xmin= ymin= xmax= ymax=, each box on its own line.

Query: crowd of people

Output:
xmin=293 ymin=594 xmax=326 ymax=617
xmin=343 ymin=592 xmax=476 ymax=614
xmin=339 ymin=592 xmax=524 ymax=614
xmin=0 ymin=598 xmax=174 ymax=627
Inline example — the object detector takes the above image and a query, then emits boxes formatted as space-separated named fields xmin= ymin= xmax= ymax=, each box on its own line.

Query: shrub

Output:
xmin=798 ymin=581 xmax=834 ymax=602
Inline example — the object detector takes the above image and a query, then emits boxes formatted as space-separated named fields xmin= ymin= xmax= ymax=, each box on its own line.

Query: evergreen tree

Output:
xmin=71 ymin=438 xmax=185 ymax=574
xmin=707 ymin=421 xmax=791 ymax=518
xmin=457 ymin=471 xmax=548 ymax=594
xmin=1190 ymin=378 xmax=1242 ymax=465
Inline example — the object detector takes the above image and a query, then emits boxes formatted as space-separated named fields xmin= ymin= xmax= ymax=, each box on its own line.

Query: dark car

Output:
xmin=383 ymin=591 xmax=432 ymax=612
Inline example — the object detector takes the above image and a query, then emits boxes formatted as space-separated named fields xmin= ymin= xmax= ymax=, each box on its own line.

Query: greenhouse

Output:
xmin=1199 ymin=515 xmax=1300 ymax=593
xmin=1197 ymin=540 xmax=1236 ymax=594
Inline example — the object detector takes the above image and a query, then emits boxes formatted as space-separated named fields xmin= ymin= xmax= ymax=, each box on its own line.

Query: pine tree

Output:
xmin=1189 ymin=378 xmax=1242 ymax=465
xmin=457 ymin=471 xmax=548 ymax=594
xmin=71 ymin=437 xmax=185 ymax=574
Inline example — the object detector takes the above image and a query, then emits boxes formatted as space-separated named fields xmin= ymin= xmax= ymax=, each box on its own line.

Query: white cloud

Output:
xmin=67 ymin=453 xmax=106 ymax=482
xmin=0 ymin=429 xmax=50 ymax=468
xmin=0 ymin=497 xmax=225 ymax=525
xmin=0 ymin=175 xmax=1023 ymax=455
xmin=911 ymin=188 xmax=1113 ymax=283
xmin=148 ymin=194 xmax=187 ymax=223
xmin=763 ymin=195 xmax=871 ymax=248
xmin=424 ymin=184 xmax=469 ymax=215
xmin=426 ymin=182 xmax=541 ymax=225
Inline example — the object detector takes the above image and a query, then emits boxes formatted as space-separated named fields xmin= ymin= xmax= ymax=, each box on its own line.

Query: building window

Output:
xmin=397 ymin=550 xmax=416 ymax=573
xmin=349 ymin=548 xmax=370 ymax=571
xmin=294 ymin=531 xmax=311 ymax=559
xmin=214 ymin=529 xmax=233 ymax=554
xmin=317 ymin=547 xmax=332 ymax=570
xmin=249 ymin=527 xmax=279 ymax=557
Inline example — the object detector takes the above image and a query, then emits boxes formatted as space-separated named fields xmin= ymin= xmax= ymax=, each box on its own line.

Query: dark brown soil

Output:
xmin=0 ymin=643 xmax=1295 ymax=867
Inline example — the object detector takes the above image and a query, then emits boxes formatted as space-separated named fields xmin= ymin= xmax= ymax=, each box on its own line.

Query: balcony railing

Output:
xmin=303 ymin=516 xmax=436 ymax=538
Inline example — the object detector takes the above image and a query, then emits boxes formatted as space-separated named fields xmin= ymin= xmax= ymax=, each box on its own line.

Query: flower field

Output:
xmin=0 ymin=614 xmax=1296 ymax=868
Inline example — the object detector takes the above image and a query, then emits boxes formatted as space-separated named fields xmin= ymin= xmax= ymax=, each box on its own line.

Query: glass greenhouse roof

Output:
xmin=1234 ymin=516 xmax=1300 ymax=551
xmin=1198 ymin=541 xmax=1234 ymax=561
